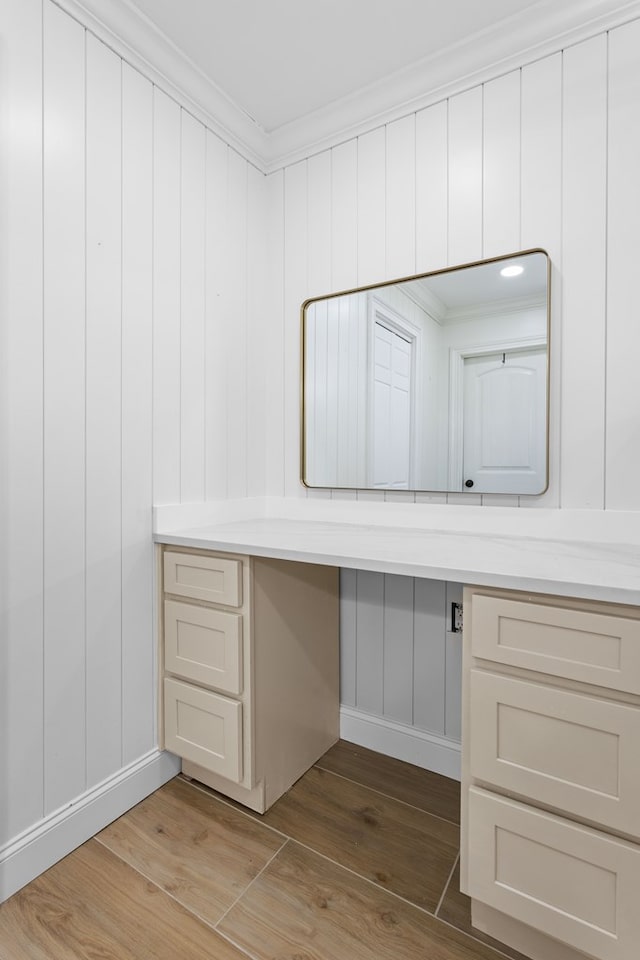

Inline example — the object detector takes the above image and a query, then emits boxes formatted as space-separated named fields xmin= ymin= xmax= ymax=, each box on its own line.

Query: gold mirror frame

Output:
xmin=300 ymin=249 xmax=550 ymax=496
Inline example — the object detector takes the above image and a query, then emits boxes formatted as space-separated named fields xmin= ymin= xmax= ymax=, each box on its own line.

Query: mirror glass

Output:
xmin=302 ymin=249 xmax=549 ymax=495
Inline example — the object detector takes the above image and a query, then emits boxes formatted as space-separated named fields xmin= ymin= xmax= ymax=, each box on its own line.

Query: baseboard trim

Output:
xmin=340 ymin=707 xmax=461 ymax=781
xmin=0 ymin=749 xmax=181 ymax=903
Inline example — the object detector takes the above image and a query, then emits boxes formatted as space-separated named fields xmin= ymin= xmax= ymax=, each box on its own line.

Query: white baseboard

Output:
xmin=0 ymin=749 xmax=181 ymax=903
xmin=339 ymin=707 xmax=461 ymax=781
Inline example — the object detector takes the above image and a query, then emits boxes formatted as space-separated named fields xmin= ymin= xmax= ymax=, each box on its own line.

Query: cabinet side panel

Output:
xmin=253 ymin=558 xmax=339 ymax=807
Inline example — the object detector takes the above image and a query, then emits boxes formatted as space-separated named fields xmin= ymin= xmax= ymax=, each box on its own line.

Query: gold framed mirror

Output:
xmin=301 ymin=249 xmax=550 ymax=495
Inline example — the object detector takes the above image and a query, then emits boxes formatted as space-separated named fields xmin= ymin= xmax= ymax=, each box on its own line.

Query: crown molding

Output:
xmin=52 ymin=0 xmax=640 ymax=174
xmin=52 ymin=0 xmax=270 ymax=170
xmin=266 ymin=0 xmax=640 ymax=171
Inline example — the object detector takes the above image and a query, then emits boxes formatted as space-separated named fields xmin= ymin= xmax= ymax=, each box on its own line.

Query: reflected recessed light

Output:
xmin=501 ymin=264 xmax=524 ymax=277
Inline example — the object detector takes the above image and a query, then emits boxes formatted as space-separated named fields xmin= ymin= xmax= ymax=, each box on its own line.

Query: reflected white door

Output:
xmin=463 ymin=347 xmax=546 ymax=494
xmin=372 ymin=322 xmax=412 ymax=488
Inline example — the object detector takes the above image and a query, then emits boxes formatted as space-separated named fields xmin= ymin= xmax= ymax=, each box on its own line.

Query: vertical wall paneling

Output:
xmin=225 ymin=150 xmax=249 ymax=498
xmin=121 ymin=62 xmax=154 ymax=765
xmin=247 ymin=165 xmax=269 ymax=498
xmin=204 ymin=131 xmax=229 ymax=500
xmin=444 ymin=582 xmax=463 ymax=740
xmin=357 ymin=126 xmax=386 ymax=287
xmin=606 ymin=21 xmax=640 ymax=510
xmin=355 ymin=126 xmax=386 ymax=503
xmin=415 ymin=101 xmax=449 ymax=506
xmin=413 ymin=579 xmax=447 ymax=735
xmin=331 ymin=140 xmax=358 ymax=292
xmin=330 ymin=139 xmax=359 ymax=502
xmin=355 ymin=571 xmax=385 ymax=714
xmin=283 ymin=161 xmax=308 ymax=497
xmin=385 ymin=114 xmax=416 ymax=280
xmin=42 ymin=1 xmax=87 ymax=812
xmin=521 ymin=53 xmax=562 ymax=508
xmin=1 ymin=0 xmax=44 ymax=844
xmin=306 ymin=151 xmax=333 ymax=500
xmin=307 ymin=150 xmax=332 ymax=296
xmin=482 ymin=70 xmax=521 ymax=258
xmin=562 ymin=36 xmax=607 ymax=509
xmin=152 ymin=89 xmax=181 ymax=505
xmin=382 ymin=574 xmax=415 ymax=724
xmin=415 ymin=100 xmax=448 ymax=273
xmin=480 ymin=69 xmax=522 ymax=509
xmin=447 ymin=87 xmax=483 ymax=506
xmin=339 ymin=569 xmax=357 ymax=707
xmin=85 ymin=35 xmax=123 ymax=787
xmin=264 ymin=170 xmax=285 ymax=496
xmin=180 ymin=112 xmax=206 ymax=503
xmin=448 ymin=87 xmax=483 ymax=267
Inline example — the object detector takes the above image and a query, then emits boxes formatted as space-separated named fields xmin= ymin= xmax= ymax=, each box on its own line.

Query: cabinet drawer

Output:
xmin=470 ymin=670 xmax=640 ymax=837
xmin=164 ymin=678 xmax=242 ymax=783
xmin=164 ymin=551 xmax=242 ymax=607
xmin=467 ymin=787 xmax=640 ymax=960
xmin=471 ymin=594 xmax=640 ymax=693
xmin=164 ymin=600 xmax=242 ymax=695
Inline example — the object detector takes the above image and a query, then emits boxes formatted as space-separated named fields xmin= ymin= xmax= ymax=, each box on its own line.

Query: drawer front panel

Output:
xmin=471 ymin=594 xmax=640 ymax=693
xmin=468 ymin=787 xmax=640 ymax=960
xmin=470 ymin=671 xmax=640 ymax=836
xmin=164 ymin=551 xmax=242 ymax=607
xmin=164 ymin=678 xmax=242 ymax=783
xmin=164 ymin=600 xmax=242 ymax=694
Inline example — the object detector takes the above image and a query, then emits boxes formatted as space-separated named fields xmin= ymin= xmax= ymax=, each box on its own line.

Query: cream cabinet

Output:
xmin=158 ymin=546 xmax=339 ymax=813
xmin=461 ymin=587 xmax=640 ymax=960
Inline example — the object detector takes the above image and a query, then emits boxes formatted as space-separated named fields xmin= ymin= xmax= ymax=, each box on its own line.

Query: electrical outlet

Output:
xmin=451 ymin=602 xmax=463 ymax=633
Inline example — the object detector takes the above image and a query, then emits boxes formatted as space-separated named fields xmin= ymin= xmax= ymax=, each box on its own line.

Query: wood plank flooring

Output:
xmin=0 ymin=740 xmax=527 ymax=960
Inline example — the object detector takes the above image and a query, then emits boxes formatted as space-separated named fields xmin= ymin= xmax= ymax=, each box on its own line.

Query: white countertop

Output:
xmin=153 ymin=499 xmax=640 ymax=605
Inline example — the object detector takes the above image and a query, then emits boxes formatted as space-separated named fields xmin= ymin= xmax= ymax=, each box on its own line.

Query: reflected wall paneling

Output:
xmin=85 ymin=34 xmax=123 ymax=788
xmin=1 ymin=0 xmax=44 ymax=846
xmin=43 ymin=0 xmax=87 ymax=814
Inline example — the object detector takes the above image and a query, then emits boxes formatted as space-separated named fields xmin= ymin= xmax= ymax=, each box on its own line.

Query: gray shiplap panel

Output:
xmin=383 ymin=574 xmax=415 ymax=724
xmin=355 ymin=570 xmax=385 ymax=714
xmin=413 ymin=578 xmax=447 ymax=736
xmin=339 ymin=569 xmax=357 ymax=707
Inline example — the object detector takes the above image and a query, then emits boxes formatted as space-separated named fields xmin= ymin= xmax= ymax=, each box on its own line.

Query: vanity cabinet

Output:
xmin=461 ymin=587 xmax=640 ymax=960
xmin=158 ymin=546 xmax=339 ymax=813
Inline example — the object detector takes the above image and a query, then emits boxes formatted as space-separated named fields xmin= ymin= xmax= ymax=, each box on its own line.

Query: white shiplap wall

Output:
xmin=266 ymin=21 xmax=640 ymax=760
xmin=0 ymin=0 xmax=266 ymax=886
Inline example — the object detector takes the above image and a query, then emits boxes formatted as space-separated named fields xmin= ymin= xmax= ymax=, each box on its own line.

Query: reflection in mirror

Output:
xmin=302 ymin=250 xmax=549 ymax=495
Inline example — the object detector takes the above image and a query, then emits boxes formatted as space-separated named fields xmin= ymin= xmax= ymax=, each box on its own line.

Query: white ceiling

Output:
xmin=124 ymin=0 xmax=556 ymax=132
xmin=94 ymin=0 xmax=633 ymax=167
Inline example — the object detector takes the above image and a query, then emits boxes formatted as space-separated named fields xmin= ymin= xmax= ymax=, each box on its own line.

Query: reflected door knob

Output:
xmin=465 ymin=479 xmax=474 ymax=488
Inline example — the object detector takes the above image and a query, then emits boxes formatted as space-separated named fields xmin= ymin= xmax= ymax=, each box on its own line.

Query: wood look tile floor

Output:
xmin=0 ymin=741 xmax=528 ymax=960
